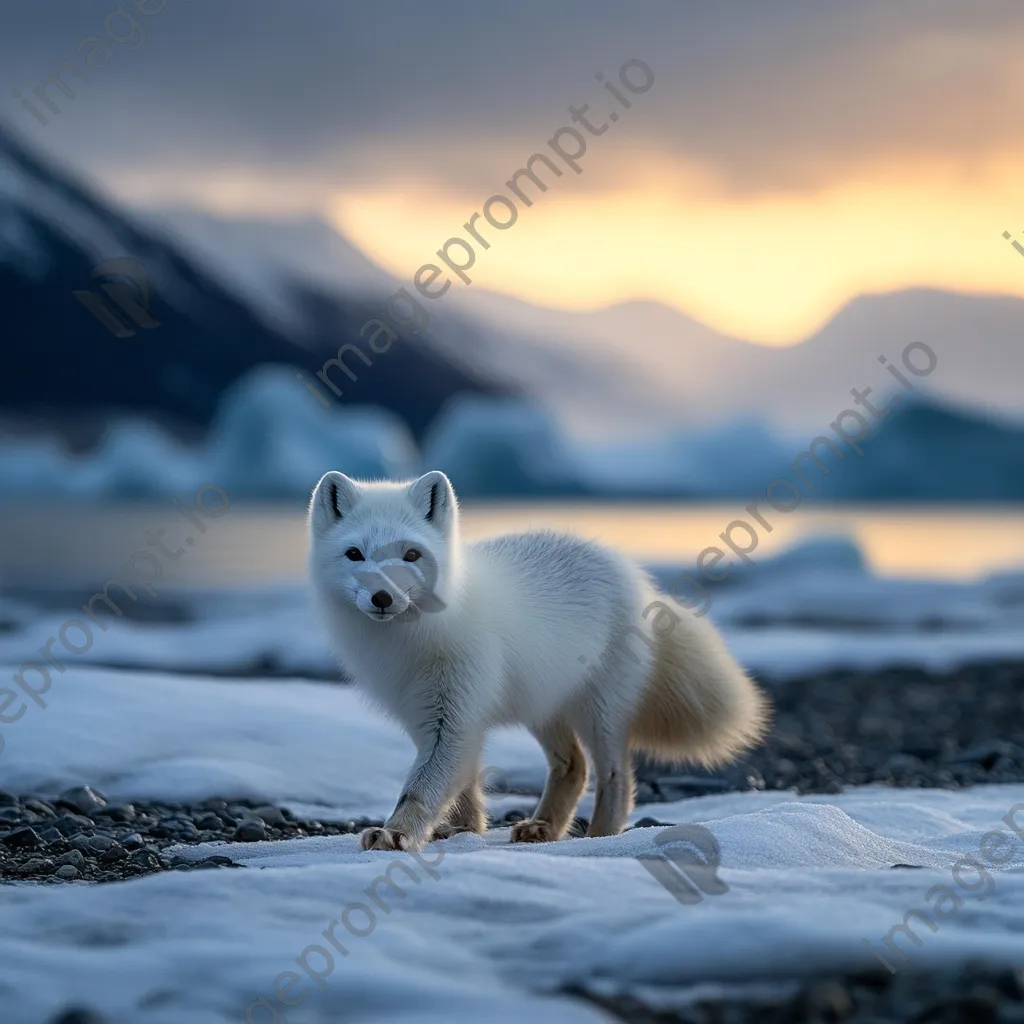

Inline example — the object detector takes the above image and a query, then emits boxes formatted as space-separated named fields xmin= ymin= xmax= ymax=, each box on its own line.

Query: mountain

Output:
xmin=143 ymin=207 xmax=653 ymax=435
xmin=456 ymin=290 xmax=1024 ymax=434
xmin=137 ymin=205 xmax=390 ymax=327
xmin=0 ymin=127 xmax=506 ymax=441
xmin=133 ymin=207 xmax=1024 ymax=436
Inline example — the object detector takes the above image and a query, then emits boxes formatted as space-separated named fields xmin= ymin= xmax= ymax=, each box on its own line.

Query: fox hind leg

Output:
xmin=586 ymin=734 xmax=634 ymax=837
xmin=571 ymin=649 xmax=644 ymax=838
xmin=510 ymin=719 xmax=587 ymax=843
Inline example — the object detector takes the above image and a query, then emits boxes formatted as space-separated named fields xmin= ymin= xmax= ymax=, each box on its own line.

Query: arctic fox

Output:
xmin=308 ymin=470 xmax=768 ymax=852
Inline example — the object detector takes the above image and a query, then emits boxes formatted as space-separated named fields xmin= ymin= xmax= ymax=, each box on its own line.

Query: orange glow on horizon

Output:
xmin=328 ymin=152 xmax=1024 ymax=344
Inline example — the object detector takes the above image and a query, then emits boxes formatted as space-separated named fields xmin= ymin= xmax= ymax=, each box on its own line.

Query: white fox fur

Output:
xmin=308 ymin=470 xmax=768 ymax=852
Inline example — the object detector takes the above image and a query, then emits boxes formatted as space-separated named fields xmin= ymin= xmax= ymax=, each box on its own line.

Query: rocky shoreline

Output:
xmin=636 ymin=659 xmax=1024 ymax=800
xmin=568 ymin=962 xmax=1024 ymax=1024
xmin=3 ymin=661 xmax=1022 ymax=886
xmin=0 ymin=786 xmax=371 ymax=884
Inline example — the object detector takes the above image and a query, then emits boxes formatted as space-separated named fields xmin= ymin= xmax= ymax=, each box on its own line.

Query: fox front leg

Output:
xmin=360 ymin=716 xmax=476 ymax=852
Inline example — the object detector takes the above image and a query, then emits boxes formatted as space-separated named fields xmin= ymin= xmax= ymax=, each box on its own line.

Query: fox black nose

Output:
xmin=371 ymin=590 xmax=393 ymax=609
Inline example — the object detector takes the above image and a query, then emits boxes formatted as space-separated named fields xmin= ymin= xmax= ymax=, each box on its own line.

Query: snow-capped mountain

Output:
xmin=140 ymin=206 xmax=1024 ymax=436
xmin=0 ymin=126 xmax=506 ymax=440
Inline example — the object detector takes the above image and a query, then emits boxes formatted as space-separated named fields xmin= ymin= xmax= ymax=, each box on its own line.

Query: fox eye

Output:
xmin=344 ymin=548 xmax=365 ymax=561
xmin=403 ymin=549 xmax=422 ymax=562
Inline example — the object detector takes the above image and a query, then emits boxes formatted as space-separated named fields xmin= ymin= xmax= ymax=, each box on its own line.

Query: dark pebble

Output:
xmin=632 ymin=816 xmax=674 ymax=829
xmin=251 ymin=805 xmax=286 ymax=825
xmin=24 ymin=799 xmax=57 ymax=818
xmin=55 ymin=814 xmax=95 ymax=835
xmin=19 ymin=857 xmax=54 ymax=875
xmin=0 ymin=790 xmax=18 ymax=806
xmin=658 ymin=775 xmax=733 ymax=798
xmin=128 ymin=849 xmax=162 ymax=871
xmin=49 ymin=1008 xmax=107 ymax=1024
xmin=188 ymin=858 xmax=229 ymax=870
xmin=568 ymin=962 xmax=1024 ymax=1024
xmin=95 ymin=804 xmax=135 ymax=823
xmin=233 ymin=821 xmax=267 ymax=842
xmin=56 ymin=786 xmax=108 ymax=816
xmin=2 ymin=827 xmax=40 ymax=849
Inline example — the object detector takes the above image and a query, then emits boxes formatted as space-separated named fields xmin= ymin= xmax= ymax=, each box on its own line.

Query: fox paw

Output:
xmin=509 ymin=818 xmax=559 ymax=844
xmin=360 ymin=826 xmax=410 ymax=852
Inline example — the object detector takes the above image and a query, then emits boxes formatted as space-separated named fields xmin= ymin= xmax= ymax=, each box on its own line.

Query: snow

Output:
xmin=0 ymin=520 xmax=1022 ymax=1019
xmin=1 ymin=664 xmax=1024 ymax=1022
xmin=0 ymin=667 xmax=548 ymax=813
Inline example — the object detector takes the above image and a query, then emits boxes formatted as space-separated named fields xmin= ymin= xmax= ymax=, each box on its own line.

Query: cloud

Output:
xmin=3 ymin=0 xmax=1022 ymax=197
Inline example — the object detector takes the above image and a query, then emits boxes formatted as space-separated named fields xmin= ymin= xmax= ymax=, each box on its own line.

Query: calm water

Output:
xmin=1 ymin=503 xmax=1022 ymax=588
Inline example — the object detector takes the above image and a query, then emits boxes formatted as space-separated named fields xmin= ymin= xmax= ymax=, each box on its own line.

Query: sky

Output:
xmin=2 ymin=0 xmax=1023 ymax=344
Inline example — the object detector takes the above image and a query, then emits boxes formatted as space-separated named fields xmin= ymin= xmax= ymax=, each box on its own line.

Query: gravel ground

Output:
xmin=0 ymin=787 xmax=373 ymax=884
xmin=3 ymin=660 xmax=1023 ymax=884
xmin=568 ymin=963 xmax=1024 ymax=1023
xmin=636 ymin=659 xmax=1024 ymax=801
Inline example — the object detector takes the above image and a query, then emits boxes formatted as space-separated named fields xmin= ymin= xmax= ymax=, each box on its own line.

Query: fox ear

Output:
xmin=407 ymin=470 xmax=457 ymax=530
xmin=310 ymin=471 xmax=359 ymax=531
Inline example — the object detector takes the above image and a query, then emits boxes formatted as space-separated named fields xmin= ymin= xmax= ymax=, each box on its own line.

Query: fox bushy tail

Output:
xmin=628 ymin=588 xmax=770 ymax=767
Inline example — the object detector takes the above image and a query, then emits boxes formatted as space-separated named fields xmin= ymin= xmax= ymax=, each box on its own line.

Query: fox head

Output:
xmin=308 ymin=470 xmax=459 ymax=622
